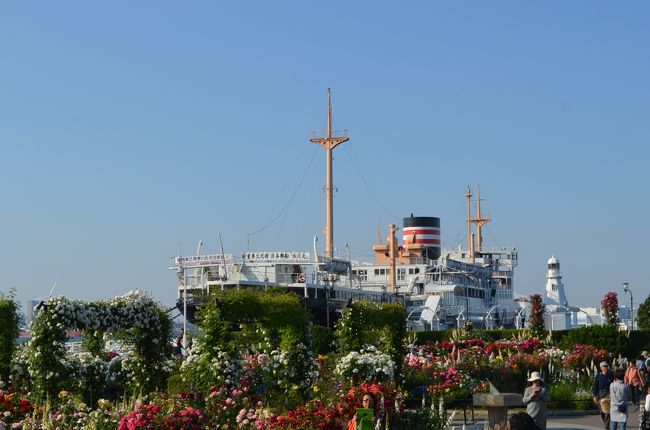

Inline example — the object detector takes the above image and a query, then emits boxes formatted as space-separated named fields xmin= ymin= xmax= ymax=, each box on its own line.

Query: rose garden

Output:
xmin=1 ymin=289 xmax=649 ymax=430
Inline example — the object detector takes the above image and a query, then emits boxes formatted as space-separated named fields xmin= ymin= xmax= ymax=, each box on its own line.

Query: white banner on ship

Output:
xmin=175 ymin=254 xmax=234 ymax=266
xmin=244 ymin=251 xmax=310 ymax=263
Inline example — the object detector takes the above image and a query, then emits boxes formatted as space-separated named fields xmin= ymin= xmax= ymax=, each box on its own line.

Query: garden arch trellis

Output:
xmin=26 ymin=290 xmax=172 ymax=404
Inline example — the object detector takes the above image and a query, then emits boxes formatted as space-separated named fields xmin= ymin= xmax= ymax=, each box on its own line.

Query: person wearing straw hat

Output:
xmin=594 ymin=361 xmax=615 ymax=430
xmin=523 ymin=371 xmax=551 ymax=430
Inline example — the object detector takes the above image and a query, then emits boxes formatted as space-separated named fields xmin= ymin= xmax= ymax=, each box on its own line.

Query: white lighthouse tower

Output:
xmin=543 ymin=255 xmax=572 ymax=329
xmin=544 ymin=255 xmax=568 ymax=306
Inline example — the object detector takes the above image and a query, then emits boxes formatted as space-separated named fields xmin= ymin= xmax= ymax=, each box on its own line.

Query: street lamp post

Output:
xmin=515 ymin=305 xmax=530 ymax=330
xmin=623 ymin=282 xmax=633 ymax=331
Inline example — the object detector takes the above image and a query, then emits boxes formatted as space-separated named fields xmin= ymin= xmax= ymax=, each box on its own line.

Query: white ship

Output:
xmin=170 ymin=91 xmax=521 ymax=330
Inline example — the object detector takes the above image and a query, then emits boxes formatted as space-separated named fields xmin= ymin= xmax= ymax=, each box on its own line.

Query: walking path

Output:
xmin=448 ymin=405 xmax=643 ymax=430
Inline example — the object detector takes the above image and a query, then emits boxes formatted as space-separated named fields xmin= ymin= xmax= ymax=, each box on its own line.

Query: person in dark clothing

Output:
xmin=593 ymin=361 xmax=614 ymax=430
xmin=509 ymin=412 xmax=539 ymax=430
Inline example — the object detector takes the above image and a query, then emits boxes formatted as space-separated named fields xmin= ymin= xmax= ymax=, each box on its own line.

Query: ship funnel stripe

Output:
xmin=402 ymin=234 xmax=440 ymax=241
xmin=411 ymin=239 xmax=441 ymax=245
xmin=403 ymin=228 xmax=440 ymax=235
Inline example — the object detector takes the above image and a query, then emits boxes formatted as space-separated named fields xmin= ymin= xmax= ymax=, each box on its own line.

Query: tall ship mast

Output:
xmin=310 ymin=88 xmax=348 ymax=259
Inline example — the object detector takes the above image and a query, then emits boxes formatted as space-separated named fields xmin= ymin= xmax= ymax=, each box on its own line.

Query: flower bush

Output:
xmin=563 ymin=344 xmax=608 ymax=372
xmin=335 ymin=302 xmax=406 ymax=381
xmin=0 ymin=387 xmax=34 ymax=428
xmin=181 ymin=343 xmax=244 ymax=393
xmin=204 ymin=383 xmax=258 ymax=427
xmin=3 ymin=286 xmax=626 ymax=429
xmin=601 ymin=292 xmax=619 ymax=326
xmin=83 ymin=398 xmax=120 ymax=430
xmin=265 ymin=343 xmax=319 ymax=401
xmin=24 ymin=291 xmax=172 ymax=403
xmin=529 ymin=294 xmax=546 ymax=335
xmin=266 ymin=399 xmax=341 ymax=430
xmin=335 ymin=346 xmax=394 ymax=384
xmin=426 ymin=366 xmax=467 ymax=397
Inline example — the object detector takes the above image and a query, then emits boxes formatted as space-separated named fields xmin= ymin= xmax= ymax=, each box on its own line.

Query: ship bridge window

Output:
xmin=397 ymin=268 xmax=405 ymax=281
xmin=354 ymin=270 xmax=368 ymax=281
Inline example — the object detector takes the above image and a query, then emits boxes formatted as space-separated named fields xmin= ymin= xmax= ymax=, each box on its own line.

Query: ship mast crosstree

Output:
xmin=310 ymin=89 xmax=349 ymax=259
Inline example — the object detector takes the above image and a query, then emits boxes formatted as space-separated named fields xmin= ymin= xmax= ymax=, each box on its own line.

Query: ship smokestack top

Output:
xmin=402 ymin=216 xmax=441 ymax=260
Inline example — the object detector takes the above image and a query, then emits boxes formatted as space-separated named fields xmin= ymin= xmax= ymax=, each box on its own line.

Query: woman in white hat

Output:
xmin=523 ymin=371 xmax=551 ymax=430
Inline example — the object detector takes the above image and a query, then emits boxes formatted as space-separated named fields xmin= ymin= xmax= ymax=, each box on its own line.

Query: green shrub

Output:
xmin=0 ymin=291 xmax=20 ymax=383
xmin=549 ymin=382 xmax=574 ymax=402
xmin=548 ymin=382 xmax=575 ymax=409
xmin=311 ymin=325 xmax=334 ymax=355
xmin=167 ymin=370 xmax=191 ymax=396
xmin=557 ymin=326 xmax=629 ymax=357
xmin=628 ymin=331 xmax=650 ymax=357
xmin=413 ymin=330 xmax=447 ymax=344
xmin=395 ymin=408 xmax=445 ymax=430
xmin=572 ymin=387 xmax=597 ymax=410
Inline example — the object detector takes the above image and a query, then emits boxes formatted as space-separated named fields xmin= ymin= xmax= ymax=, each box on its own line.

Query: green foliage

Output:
xmin=463 ymin=329 xmax=521 ymax=342
xmin=82 ymin=330 xmax=106 ymax=356
xmin=334 ymin=301 xmax=406 ymax=380
xmin=637 ymin=293 xmax=650 ymax=331
xmin=311 ymin=325 xmax=334 ymax=355
xmin=557 ymin=325 xmax=629 ymax=357
xmin=185 ymin=288 xmax=315 ymax=403
xmin=167 ymin=369 xmax=191 ymax=396
xmin=394 ymin=407 xmax=445 ymax=430
xmin=412 ymin=330 xmax=448 ymax=344
xmin=198 ymin=288 xmax=310 ymax=354
xmin=548 ymin=381 xmax=596 ymax=410
xmin=0 ymin=290 xmax=20 ymax=383
xmin=549 ymin=381 xmax=574 ymax=402
xmin=413 ymin=328 xmax=527 ymax=344
xmin=628 ymin=330 xmax=650 ymax=357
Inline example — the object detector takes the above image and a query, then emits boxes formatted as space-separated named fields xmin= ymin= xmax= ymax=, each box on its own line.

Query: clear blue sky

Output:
xmin=1 ymin=2 xmax=649 ymax=310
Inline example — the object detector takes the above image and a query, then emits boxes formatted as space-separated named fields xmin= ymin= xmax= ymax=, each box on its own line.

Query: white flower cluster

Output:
xmin=36 ymin=290 xmax=162 ymax=333
xmin=25 ymin=290 xmax=171 ymax=397
xmin=75 ymin=351 xmax=107 ymax=375
xmin=335 ymin=345 xmax=395 ymax=383
xmin=267 ymin=343 xmax=319 ymax=392
xmin=107 ymin=352 xmax=126 ymax=383
xmin=182 ymin=342 xmax=243 ymax=387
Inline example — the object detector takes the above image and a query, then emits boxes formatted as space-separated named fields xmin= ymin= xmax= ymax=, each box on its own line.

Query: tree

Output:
xmin=637 ymin=294 xmax=650 ymax=331
xmin=0 ymin=290 xmax=20 ymax=383
xmin=529 ymin=294 xmax=545 ymax=335
xmin=601 ymin=292 xmax=619 ymax=326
